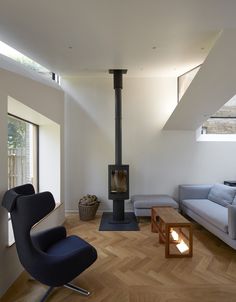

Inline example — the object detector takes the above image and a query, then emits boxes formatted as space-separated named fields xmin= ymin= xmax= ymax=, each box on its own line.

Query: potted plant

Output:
xmin=78 ymin=194 xmax=100 ymax=221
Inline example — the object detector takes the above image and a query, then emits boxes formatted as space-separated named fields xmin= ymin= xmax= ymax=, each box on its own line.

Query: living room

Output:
xmin=1 ymin=1 xmax=236 ymax=301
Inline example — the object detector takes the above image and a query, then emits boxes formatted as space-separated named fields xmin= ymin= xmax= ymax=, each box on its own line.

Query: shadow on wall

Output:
xmin=65 ymin=95 xmax=114 ymax=211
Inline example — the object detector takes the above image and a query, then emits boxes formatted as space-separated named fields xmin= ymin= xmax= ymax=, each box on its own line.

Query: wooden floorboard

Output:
xmin=2 ymin=214 xmax=236 ymax=302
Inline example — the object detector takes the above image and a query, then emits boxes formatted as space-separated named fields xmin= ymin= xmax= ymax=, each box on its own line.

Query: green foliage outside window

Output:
xmin=8 ymin=116 xmax=27 ymax=149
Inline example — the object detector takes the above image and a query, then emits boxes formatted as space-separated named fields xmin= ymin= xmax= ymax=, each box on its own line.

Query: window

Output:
xmin=8 ymin=114 xmax=39 ymax=190
xmin=0 ymin=41 xmax=60 ymax=84
xmin=8 ymin=96 xmax=61 ymax=202
xmin=178 ymin=65 xmax=201 ymax=102
xmin=197 ymin=96 xmax=236 ymax=142
xmin=7 ymin=114 xmax=39 ymax=245
xmin=201 ymin=96 xmax=236 ymax=135
xmin=7 ymin=98 xmax=61 ymax=245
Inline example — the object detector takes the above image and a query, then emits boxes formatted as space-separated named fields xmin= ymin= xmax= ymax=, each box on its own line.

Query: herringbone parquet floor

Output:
xmin=2 ymin=214 xmax=236 ymax=302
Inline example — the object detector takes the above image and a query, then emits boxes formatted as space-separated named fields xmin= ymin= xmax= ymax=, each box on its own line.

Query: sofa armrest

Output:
xmin=228 ymin=205 xmax=236 ymax=239
xmin=179 ymin=184 xmax=212 ymax=202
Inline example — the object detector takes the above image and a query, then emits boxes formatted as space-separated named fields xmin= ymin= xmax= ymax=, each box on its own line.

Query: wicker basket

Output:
xmin=78 ymin=202 xmax=99 ymax=221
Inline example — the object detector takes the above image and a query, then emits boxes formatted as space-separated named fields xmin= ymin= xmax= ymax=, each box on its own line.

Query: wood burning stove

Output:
xmin=107 ymin=69 xmax=131 ymax=223
xmin=99 ymin=69 xmax=138 ymax=231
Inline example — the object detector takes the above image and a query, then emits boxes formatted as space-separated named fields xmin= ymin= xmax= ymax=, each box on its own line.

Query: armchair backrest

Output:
xmin=2 ymin=184 xmax=55 ymax=275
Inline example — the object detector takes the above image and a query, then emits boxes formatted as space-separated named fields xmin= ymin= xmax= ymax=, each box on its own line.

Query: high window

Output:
xmin=178 ymin=65 xmax=201 ymax=102
xmin=0 ymin=40 xmax=60 ymax=84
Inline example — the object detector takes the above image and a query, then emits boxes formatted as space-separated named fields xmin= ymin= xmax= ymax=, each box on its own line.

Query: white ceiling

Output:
xmin=0 ymin=0 xmax=236 ymax=77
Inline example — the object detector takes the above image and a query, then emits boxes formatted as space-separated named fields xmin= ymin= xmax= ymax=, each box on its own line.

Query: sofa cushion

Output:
xmin=134 ymin=208 xmax=152 ymax=217
xmin=131 ymin=195 xmax=178 ymax=209
xmin=208 ymin=184 xmax=236 ymax=207
xmin=179 ymin=184 xmax=212 ymax=200
xmin=182 ymin=199 xmax=228 ymax=233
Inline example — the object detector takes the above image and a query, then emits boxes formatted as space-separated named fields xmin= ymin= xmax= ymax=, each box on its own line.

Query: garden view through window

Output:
xmin=8 ymin=114 xmax=38 ymax=190
xmin=7 ymin=114 xmax=38 ymax=245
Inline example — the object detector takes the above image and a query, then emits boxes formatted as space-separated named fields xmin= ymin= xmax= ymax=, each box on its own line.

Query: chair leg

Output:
xmin=64 ymin=283 xmax=90 ymax=296
xmin=40 ymin=286 xmax=54 ymax=302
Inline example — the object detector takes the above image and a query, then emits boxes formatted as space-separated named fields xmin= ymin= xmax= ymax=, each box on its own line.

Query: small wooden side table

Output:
xmin=151 ymin=206 xmax=193 ymax=258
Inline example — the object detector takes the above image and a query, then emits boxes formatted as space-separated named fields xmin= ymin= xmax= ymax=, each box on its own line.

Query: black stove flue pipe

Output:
xmin=109 ymin=69 xmax=127 ymax=222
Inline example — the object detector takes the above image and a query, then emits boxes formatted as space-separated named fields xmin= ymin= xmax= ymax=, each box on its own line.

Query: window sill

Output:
xmin=7 ymin=202 xmax=63 ymax=247
xmin=196 ymin=127 xmax=236 ymax=142
xmin=197 ymin=134 xmax=236 ymax=142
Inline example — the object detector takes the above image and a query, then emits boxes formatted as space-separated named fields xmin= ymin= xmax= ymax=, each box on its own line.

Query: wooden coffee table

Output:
xmin=151 ymin=207 xmax=193 ymax=258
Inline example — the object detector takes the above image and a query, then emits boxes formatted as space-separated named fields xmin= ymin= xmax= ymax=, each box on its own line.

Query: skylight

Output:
xmin=0 ymin=41 xmax=59 ymax=83
xmin=178 ymin=65 xmax=201 ymax=102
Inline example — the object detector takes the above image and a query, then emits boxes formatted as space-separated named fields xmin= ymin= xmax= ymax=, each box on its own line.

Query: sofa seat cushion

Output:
xmin=131 ymin=195 xmax=178 ymax=209
xmin=208 ymin=184 xmax=236 ymax=207
xmin=182 ymin=199 xmax=228 ymax=233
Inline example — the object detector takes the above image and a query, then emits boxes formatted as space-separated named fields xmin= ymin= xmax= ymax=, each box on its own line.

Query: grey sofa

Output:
xmin=179 ymin=184 xmax=236 ymax=250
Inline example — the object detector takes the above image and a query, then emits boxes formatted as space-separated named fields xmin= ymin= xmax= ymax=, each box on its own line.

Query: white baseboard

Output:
xmin=65 ymin=201 xmax=133 ymax=214
xmin=65 ymin=209 xmax=108 ymax=214
xmin=65 ymin=209 xmax=134 ymax=215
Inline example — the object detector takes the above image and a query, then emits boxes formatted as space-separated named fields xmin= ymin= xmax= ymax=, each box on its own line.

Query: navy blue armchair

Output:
xmin=2 ymin=184 xmax=97 ymax=301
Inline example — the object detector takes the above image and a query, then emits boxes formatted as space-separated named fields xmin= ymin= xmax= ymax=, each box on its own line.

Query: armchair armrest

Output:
xmin=32 ymin=226 xmax=67 ymax=252
xmin=179 ymin=184 xmax=212 ymax=202
xmin=228 ymin=205 xmax=236 ymax=239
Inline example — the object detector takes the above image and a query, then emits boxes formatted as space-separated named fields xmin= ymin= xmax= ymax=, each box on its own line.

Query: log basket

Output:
xmin=78 ymin=195 xmax=100 ymax=221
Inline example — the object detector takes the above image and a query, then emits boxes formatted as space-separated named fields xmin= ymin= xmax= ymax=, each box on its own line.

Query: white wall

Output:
xmin=0 ymin=68 xmax=65 ymax=297
xmin=62 ymin=76 xmax=236 ymax=212
xmin=39 ymin=123 xmax=61 ymax=201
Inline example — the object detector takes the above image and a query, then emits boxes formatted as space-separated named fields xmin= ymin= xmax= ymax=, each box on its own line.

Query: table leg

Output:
xmin=188 ymin=224 xmax=193 ymax=257
xmin=151 ymin=208 xmax=158 ymax=233
xmin=165 ymin=225 xmax=170 ymax=258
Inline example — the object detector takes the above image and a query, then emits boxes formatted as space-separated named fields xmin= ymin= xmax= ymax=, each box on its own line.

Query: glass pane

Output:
xmin=111 ymin=169 xmax=128 ymax=193
xmin=7 ymin=115 xmax=38 ymax=245
xmin=0 ymin=41 xmax=59 ymax=82
xmin=202 ymin=118 xmax=236 ymax=134
xmin=8 ymin=115 xmax=38 ymax=189
xmin=178 ymin=66 xmax=201 ymax=101
xmin=202 ymin=95 xmax=236 ymax=134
